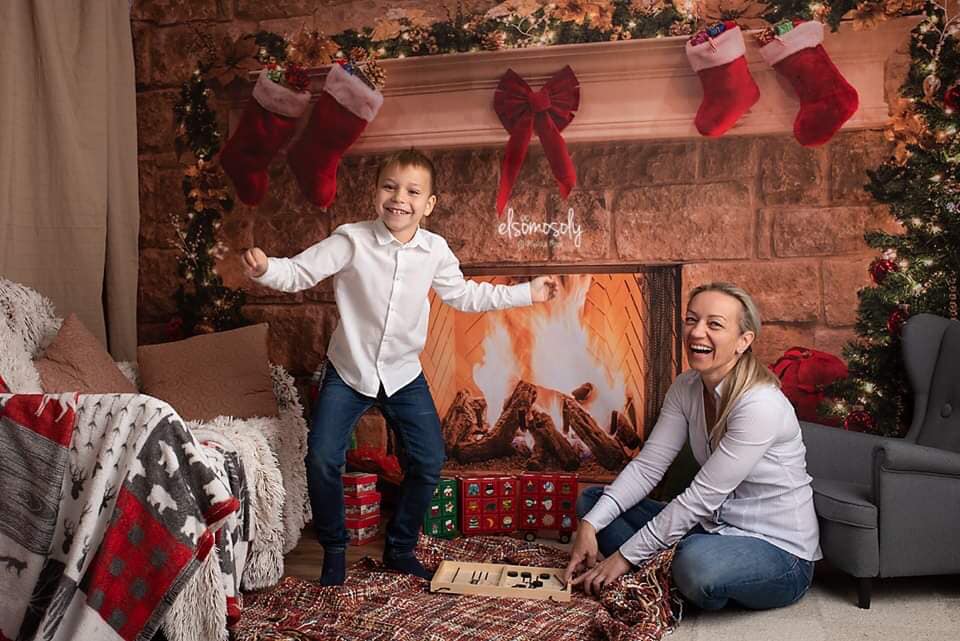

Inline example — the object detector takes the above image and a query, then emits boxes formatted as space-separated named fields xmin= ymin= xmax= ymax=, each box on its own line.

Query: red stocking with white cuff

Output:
xmin=220 ymin=72 xmax=311 ymax=206
xmin=685 ymin=24 xmax=760 ymax=137
xmin=759 ymin=21 xmax=859 ymax=147
xmin=287 ymin=63 xmax=384 ymax=209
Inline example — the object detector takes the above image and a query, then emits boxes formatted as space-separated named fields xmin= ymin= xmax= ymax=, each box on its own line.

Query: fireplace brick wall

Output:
xmin=132 ymin=1 xmax=902 ymax=382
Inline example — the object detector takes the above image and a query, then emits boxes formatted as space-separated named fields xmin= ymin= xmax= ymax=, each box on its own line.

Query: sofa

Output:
xmin=0 ymin=278 xmax=310 ymax=641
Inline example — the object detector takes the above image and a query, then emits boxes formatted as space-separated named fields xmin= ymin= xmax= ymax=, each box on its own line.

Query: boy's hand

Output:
xmin=243 ymin=247 xmax=268 ymax=278
xmin=530 ymin=276 xmax=559 ymax=303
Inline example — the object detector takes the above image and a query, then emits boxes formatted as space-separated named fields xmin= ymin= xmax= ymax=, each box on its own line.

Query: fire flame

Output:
xmin=472 ymin=275 xmax=627 ymax=448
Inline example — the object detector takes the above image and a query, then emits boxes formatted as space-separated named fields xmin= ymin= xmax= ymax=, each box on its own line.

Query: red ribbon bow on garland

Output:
xmin=493 ymin=66 xmax=580 ymax=217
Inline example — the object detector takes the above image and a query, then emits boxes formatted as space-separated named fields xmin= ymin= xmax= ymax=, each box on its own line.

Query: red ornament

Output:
xmin=887 ymin=306 xmax=909 ymax=336
xmin=844 ymin=409 xmax=875 ymax=433
xmin=945 ymin=83 xmax=960 ymax=111
xmin=869 ymin=257 xmax=898 ymax=284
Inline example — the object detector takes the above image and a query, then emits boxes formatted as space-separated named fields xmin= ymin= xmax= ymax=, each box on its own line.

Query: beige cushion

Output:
xmin=138 ymin=323 xmax=278 ymax=422
xmin=35 ymin=314 xmax=138 ymax=394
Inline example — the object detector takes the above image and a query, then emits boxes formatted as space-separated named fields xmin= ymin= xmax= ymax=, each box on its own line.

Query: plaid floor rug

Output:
xmin=236 ymin=535 xmax=680 ymax=641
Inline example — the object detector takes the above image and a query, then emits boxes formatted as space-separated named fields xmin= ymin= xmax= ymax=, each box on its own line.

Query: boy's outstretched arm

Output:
xmin=432 ymin=242 xmax=559 ymax=312
xmin=245 ymin=232 xmax=354 ymax=293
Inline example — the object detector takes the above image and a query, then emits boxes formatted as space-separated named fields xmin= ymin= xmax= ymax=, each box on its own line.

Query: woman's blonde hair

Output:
xmin=688 ymin=282 xmax=781 ymax=450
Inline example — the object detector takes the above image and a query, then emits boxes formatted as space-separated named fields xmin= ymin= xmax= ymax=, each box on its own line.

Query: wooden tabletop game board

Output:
xmin=430 ymin=560 xmax=572 ymax=602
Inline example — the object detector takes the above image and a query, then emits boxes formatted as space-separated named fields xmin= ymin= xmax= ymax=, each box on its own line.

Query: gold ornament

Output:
xmin=360 ymin=61 xmax=387 ymax=90
xmin=923 ymin=74 xmax=942 ymax=99
xmin=481 ymin=30 xmax=507 ymax=50
xmin=669 ymin=20 xmax=695 ymax=36
xmin=349 ymin=47 xmax=370 ymax=63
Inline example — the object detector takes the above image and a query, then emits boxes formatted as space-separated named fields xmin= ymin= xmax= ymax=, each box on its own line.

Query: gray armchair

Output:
xmin=801 ymin=313 xmax=960 ymax=608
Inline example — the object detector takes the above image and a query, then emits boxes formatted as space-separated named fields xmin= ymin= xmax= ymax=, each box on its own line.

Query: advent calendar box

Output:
xmin=424 ymin=477 xmax=459 ymax=539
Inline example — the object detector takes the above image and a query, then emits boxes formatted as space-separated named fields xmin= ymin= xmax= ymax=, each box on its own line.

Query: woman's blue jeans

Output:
xmin=308 ymin=363 xmax=444 ymax=556
xmin=577 ymin=486 xmax=814 ymax=610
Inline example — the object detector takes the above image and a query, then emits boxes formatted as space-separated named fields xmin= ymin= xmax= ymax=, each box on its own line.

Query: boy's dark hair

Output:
xmin=376 ymin=148 xmax=438 ymax=195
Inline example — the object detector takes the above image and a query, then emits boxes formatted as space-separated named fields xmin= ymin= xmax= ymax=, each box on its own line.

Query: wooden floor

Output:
xmin=283 ymin=529 xmax=386 ymax=579
xmin=283 ymin=527 xmax=572 ymax=580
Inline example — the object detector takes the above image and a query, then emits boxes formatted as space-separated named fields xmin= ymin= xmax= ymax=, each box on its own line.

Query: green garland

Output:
xmin=168 ymin=1 xmax=923 ymax=339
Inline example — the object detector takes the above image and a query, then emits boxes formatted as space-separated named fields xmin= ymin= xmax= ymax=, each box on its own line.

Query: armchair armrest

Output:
xmin=875 ymin=440 xmax=960 ymax=477
xmin=872 ymin=439 xmax=960 ymax=576
xmin=800 ymin=421 xmax=894 ymax=485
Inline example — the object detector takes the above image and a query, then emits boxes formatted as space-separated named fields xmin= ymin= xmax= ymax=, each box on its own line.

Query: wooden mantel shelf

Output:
xmin=236 ymin=18 xmax=915 ymax=152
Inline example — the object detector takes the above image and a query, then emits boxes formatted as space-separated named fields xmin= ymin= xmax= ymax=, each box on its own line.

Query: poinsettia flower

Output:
xmin=185 ymin=161 xmax=229 ymax=211
xmin=485 ymin=0 xmax=546 ymax=19
xmin=206 ymin=35 xmax=260 ymax=88
xmin=287 ymin=29 xmax=340 ymax=67
xmin=549 ymin=0 xmax=617 ymax=30
xmin=698 ymin=0 xmax=770 ymax=30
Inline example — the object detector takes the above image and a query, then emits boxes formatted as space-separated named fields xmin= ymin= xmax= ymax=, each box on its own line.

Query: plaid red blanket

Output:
xmin=237 ymin=535 xmax=679 ymax=641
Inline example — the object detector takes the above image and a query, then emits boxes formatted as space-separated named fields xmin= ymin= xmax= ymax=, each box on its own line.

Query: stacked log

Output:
xmin=563 ymin=395 xmax=627 ymax=470
xmin=523 ymin=408 xmax=580 ymax=471
xmin=455 ymin=381 xmax=537 ymax=462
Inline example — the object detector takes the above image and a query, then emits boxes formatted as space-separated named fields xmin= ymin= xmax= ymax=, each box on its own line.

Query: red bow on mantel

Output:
xmin=493 ymin=65 xmax=580 ymax=217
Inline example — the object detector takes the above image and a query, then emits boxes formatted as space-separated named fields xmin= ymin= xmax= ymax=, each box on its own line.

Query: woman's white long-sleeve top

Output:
xmin=583 ymin=369 xmax=822 ymax=565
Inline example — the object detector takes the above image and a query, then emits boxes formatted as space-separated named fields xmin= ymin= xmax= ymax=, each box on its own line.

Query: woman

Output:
xmin=564 ymin=282 xmax=820 ymax=610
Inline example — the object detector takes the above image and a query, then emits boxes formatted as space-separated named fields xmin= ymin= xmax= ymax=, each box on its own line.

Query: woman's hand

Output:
xmin=564 ymin=521 xmax=600 ymax=583
xmin=570 ymin=551 xmax=633 ymax=596
xmin=530 ymin=276 xmax=559 ymax=303
xmin=242 ymin=247 xmax=268 ymax=278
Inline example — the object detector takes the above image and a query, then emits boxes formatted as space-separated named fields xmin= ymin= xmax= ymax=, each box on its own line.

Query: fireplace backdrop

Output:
xmin=423 ymin=267 xmax=680 ymax=480
xmin=134 ymin=10 xmax=913 ymax=480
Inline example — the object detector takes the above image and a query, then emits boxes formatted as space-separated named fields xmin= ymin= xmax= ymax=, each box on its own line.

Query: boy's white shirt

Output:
xmin=254 ymin=218 xmax=532 ymax=397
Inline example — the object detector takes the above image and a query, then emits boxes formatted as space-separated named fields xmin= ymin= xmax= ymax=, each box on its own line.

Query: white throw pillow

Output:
xmin=0 ymin=318 xmax=43 ymax=392
xmin=0 ymin=278 xmax=61 ymax=357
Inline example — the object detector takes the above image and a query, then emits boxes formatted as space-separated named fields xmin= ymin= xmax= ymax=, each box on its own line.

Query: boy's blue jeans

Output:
xmin=308 ymin=363 xmax=444 ymax=557
xmin=577 ymin=486 xmax=814 ymax=610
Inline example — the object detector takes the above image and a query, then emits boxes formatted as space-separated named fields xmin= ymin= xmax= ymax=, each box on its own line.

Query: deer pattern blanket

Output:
xmin=0 ymin=393 xmax=239 ymax=641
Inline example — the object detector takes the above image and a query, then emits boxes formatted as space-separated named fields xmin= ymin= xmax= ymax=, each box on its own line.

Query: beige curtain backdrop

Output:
xmin=0 ymin=0 xmax=140 ymax=360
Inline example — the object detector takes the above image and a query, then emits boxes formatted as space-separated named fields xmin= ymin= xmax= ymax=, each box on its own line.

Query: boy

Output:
xmin=243 ymin=149 xmax=557 ymax=584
